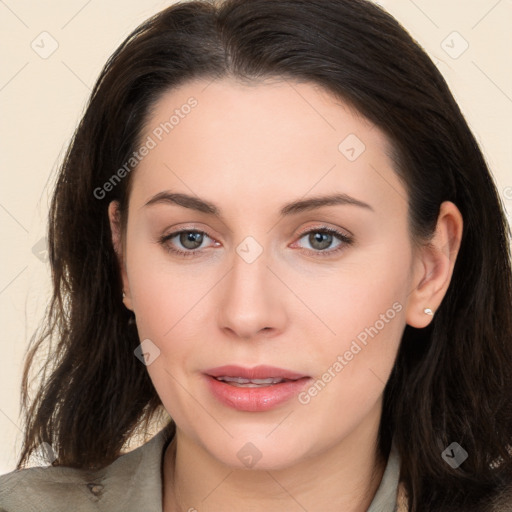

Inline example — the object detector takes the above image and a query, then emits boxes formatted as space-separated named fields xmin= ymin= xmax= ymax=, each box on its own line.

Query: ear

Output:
xmin=108 ymin=200 xmax=133 ymax=311
xmin=405 ymin=201 xmax=463 ymax=328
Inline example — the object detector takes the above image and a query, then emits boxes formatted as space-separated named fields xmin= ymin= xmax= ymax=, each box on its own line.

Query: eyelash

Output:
xmin=158 ymin=226 xmax=353 ymax=259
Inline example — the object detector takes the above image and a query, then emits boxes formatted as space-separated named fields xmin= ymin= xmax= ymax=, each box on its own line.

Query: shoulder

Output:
xmin=0 ymin=425 xmax=174 ymax=512
xmin=0 ymin=463 xmax=101 ymax=512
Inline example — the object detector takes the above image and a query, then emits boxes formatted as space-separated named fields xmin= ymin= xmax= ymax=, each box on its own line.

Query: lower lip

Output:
xmin=204 ymin=375 xmax=311 ymax=412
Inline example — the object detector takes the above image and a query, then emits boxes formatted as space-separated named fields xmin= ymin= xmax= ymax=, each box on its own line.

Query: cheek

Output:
xmin=295 ymin=290 xmax=405 ymax=446
xmin=296 ymin=255 xmax=408 ymax=410
xmin=307 ymin=294 xmax=404 ymax=402
xmin=125 ymin=231 xmax=211 ymax=337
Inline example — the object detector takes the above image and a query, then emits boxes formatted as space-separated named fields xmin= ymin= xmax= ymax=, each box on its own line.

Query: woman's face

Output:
xmin=111 ymin=77 xmax=426 ymax=469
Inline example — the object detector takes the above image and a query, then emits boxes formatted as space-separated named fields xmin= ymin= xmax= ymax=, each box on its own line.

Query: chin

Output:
xmin=205 ymin=435 xmax=311 ymax=472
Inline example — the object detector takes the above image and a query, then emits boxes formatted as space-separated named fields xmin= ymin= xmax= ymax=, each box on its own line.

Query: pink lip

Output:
xmin=203 ymin=365 xmax=311 ymax=412
xmin=205 ymin=365 xmax=307 ymax=380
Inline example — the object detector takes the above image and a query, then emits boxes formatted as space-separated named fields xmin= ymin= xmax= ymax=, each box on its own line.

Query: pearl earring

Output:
xmin=424 ymin=307 xmax=433 ymax=315
xmin=122 ymin=291 xmax=126 ymax=299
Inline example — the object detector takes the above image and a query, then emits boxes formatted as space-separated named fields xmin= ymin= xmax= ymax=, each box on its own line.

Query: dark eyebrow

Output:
xmin=142 ymin=191 xmax=374 ymax=216
xmin=280 ymin=193 xmax=374 ymax=215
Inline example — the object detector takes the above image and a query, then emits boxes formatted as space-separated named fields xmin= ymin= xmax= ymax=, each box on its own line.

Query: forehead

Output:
xmin=130 ymin=77 xmax=407 ymax=219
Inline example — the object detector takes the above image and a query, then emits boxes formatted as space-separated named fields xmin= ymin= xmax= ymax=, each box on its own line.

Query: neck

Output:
xmin=163 ymin=405 xmax=387 ymax=512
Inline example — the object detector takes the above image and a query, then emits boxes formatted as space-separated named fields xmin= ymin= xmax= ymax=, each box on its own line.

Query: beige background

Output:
xmin=1 ymin=0 xmax=511 ymax=473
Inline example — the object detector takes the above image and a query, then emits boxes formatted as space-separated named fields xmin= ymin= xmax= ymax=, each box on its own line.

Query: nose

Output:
xmin=217 ymin=241 xmax=287 ymax=340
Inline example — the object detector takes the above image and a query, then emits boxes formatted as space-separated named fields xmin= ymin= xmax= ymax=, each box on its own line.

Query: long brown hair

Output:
xmin=18 ymin=1 xmax=512 ymax=510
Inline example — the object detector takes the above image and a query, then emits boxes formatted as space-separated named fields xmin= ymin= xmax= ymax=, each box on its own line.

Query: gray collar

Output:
xmin=367 ymin=439 xmax=401 ymax=512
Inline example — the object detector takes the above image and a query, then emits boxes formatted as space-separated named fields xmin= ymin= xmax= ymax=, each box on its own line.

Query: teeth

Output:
xmin=215 ymin=376 xmax=286 ymax=385
xmin=217 ymin=376 xmax=251 ymax=384
xmin=251 ymin=378 xmax=285 ymax=384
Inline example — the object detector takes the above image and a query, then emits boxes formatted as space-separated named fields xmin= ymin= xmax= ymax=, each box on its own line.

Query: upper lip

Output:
xmin=205 ymin=365 xmax=308 ymax=380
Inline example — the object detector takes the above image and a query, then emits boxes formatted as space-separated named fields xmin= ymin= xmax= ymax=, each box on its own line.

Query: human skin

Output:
xmin=108 ymin=77 xmax=463 ymax=511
